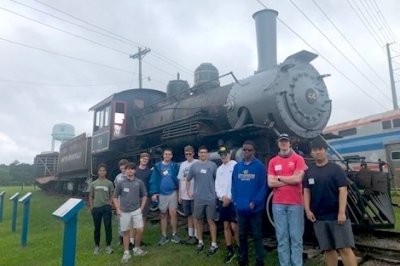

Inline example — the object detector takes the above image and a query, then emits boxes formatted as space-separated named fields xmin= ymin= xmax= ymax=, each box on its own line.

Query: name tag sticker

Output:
xmin=308 ymin=178 xmax=315 ymax=185
xmin=274 ymin=165 xmax=282 ymax=171
xmin=103 ymin=187 xmax=108 ymax=192
xmin=123 ymin=188 xmax=130 ymax=192
xmin=200 ymin=169 xmax=207 ymax=174
xmin=163 ymin=170 xmax=169 ymax=176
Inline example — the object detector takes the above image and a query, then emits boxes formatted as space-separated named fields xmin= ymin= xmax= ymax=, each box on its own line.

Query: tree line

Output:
xmin=0 ymin=161 xmax=35 ymax=186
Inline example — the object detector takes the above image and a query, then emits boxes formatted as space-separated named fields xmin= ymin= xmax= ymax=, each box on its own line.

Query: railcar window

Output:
xmin=338 ymin=128 xmax=357 ymax=137
xmin=115 ymin=102 xmax=125 ymax=113
xmin=113 ymin=102 xmax=126 ymax=138
xmin=393 ymin=118 xmax=400 ymax=128
xmin=95 ymin=111 xmax=100 ymax=128
xmin=94 ymin=105 xmax=111 ymax=131
xmin=134 ymin=99 xmax=144 ymax=109
xmin=104 ymin=106 xmax=110 ymax=127
xmin=382 ymin=120 xmax=392 ymax=130
xmin=391 ymin=151 xmax=400 ymax=161
xmin=99 ymin=110 xmax=104 ymax=127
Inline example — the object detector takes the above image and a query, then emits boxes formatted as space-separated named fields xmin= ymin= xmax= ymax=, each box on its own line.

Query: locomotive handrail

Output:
xmin=134 ymin=71 xmax=239 ymax=115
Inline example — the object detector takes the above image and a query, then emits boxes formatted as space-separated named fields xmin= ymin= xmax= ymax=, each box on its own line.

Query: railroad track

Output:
xmin=355 ymin=229 xmax=400 ymax=265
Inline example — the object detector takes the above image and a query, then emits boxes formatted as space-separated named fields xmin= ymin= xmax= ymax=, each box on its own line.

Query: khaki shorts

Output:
xmin=159 ymin=191 xmax=178 ymax=213
xmin=120 ymin=208 xmax=143 ymax=231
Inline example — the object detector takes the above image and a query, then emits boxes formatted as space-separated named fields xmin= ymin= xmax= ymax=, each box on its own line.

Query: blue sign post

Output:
xmin=19 ymin=192 xmax=33 ymax=247
xmin=0 ymin=191 xmax=5 ymax=222
xmin=52 ymin=198 xmax=85 ymax=266
xmin=10 ymin=193 xmax=19 ymax=232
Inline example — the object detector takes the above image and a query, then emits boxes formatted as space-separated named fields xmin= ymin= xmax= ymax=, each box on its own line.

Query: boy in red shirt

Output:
xmin=268 ymin=133 xmax=306 ymax=266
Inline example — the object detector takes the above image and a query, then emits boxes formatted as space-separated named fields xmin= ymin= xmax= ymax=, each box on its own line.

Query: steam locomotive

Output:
xmin=34 ymin=9 xmax=394 ymax=229
xmin=89 ymin=9 xmax=331 ymax=166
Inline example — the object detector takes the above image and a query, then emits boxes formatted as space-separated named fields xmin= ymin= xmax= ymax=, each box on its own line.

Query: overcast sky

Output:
xmin=0 ymin=0 xmax=399 ymax=164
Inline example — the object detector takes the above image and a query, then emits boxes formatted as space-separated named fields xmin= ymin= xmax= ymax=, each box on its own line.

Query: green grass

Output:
xmin=1 ymin=187 xmax=398 ymax=265
xmin=393 ymin=195 xmax=400 ymax=230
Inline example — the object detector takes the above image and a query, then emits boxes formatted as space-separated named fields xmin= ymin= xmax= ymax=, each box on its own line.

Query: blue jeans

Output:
xmin=237 ymin=211 xmax=265 ymax=266
xmin=272 ymin=204 xmax=304 ymax=266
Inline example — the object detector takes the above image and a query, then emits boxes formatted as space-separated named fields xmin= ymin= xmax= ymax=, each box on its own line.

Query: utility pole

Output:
xmin=386 ymin=43 xmax=399 ymax=110
xmin=130 ymin=47 xmax=151 ymax=88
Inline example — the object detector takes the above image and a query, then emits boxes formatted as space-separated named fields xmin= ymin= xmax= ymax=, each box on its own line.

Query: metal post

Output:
xmin=130 ymin=47 xmax=151 ymax=88
xmin=0 ymin=191 xmax=5 ymax=222
xmin=62 ymin=215 xmax=78 ymax=266
xmin=10 ymin=193 xmax=19 ymax=232
xmin=19 ymin=192 xmax=32 ymax=247
xmin=53 ymin=198 xmax=85 ymax=266
xmin=138 ymin=47 xmax=143 ymax=89
xmin=386 ymin=43 xmax=399 ymax=110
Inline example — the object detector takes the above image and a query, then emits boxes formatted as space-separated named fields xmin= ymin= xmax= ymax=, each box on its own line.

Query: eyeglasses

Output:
xmin=185 ymin=153 xmax=193 ymax=156
xmin=243 ymin=148 xmax=254 ymax=152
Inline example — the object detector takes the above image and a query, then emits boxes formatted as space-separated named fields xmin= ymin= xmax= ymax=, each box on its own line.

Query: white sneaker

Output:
xmin=121 ymin=251 xmax=131 ymax=263
xmin=133 ymin=247 xmax=147 ymax=256
xmin=105 ymin=246 xmax=113 ymax=254
xmin=93 ymin=246 xmax=100 ymax=255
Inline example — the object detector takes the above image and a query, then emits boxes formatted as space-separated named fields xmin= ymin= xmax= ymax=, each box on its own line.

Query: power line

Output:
xmin=9 ymin=0 xmax=133 ymax=48
xmin=0 ymin=6 xmax=131 ymax=56
xmin=312 ymin=0 xmax=390 ymax=89
xmin=287 ymin=0 xmax=391 ymax=100
xmin=31 ymin=0 xmax=194 ymax=74
xmin=345 ymin=0 xmax=384 ymax=50
xmin=0 ymin=36 xmax=134 ymax=74
xmin=0 ymin=79 xmax=132 ymax=87
xmin=255 ymin=0 xmax=389 ymax=110
xmin=3 ymin=3 xmax=178 ymax=82
xmin=371 ymin=0 xmax=400 ymax=44
xmin=361 ymin=0 xmax=393 ymax=43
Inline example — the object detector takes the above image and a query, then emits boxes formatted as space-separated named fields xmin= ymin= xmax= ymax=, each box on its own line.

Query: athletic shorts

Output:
xmin=313 ymin=219 xmax=355 ymax=250
xmin=218 ymin=201 xmax=237 ymax=223
xmin=159 ymin=191 xmax=178 ymax=213
xmin=193 ymin=199 xmax=216 ymax=220
xmin=182 ymin=199 xmax=194 ymax=217
xmin=120 ymin=208 xmax=143 ymax=231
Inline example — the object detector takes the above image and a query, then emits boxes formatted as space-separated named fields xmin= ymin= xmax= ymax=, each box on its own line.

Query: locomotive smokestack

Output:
xmin=253 ymin=9 xmax=278 ymax=72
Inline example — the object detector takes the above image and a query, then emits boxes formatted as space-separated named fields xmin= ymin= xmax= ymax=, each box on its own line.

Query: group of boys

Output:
xmin=88 ymin=153 xmax=152 ymax=263
xmin=88 ymin=134 xmax=358 ymax=266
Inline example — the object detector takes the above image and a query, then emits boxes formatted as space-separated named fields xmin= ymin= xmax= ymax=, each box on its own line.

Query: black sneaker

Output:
xmin=207 ymin=245 xmax=219 ymax=256
xmin=196 ymin=242 xmax=204 ymax=253
xmin=224 ymin=250 xmax=237 ymax=263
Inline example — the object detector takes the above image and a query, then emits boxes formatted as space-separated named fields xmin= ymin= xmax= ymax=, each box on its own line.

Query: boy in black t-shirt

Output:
xmin=304 ymin=139 xmax=357 ymax=266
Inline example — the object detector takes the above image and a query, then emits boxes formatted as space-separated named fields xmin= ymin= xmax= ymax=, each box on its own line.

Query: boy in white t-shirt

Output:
xmin=215 ymin=146 xmax=239 ymax=263
xmin=178 ymin=145 xmax=198 ymax=245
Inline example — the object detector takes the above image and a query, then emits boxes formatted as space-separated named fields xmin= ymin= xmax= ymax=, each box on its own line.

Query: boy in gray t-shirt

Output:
xmin=113 ymin=162 xmax=147 ymax=263
xmin=187 ymin=145 xmax=218 ymax=256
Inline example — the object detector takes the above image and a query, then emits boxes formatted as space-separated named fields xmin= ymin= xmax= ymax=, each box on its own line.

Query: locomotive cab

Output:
xmin=90 ymin=88 xmax=166 ymax=155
